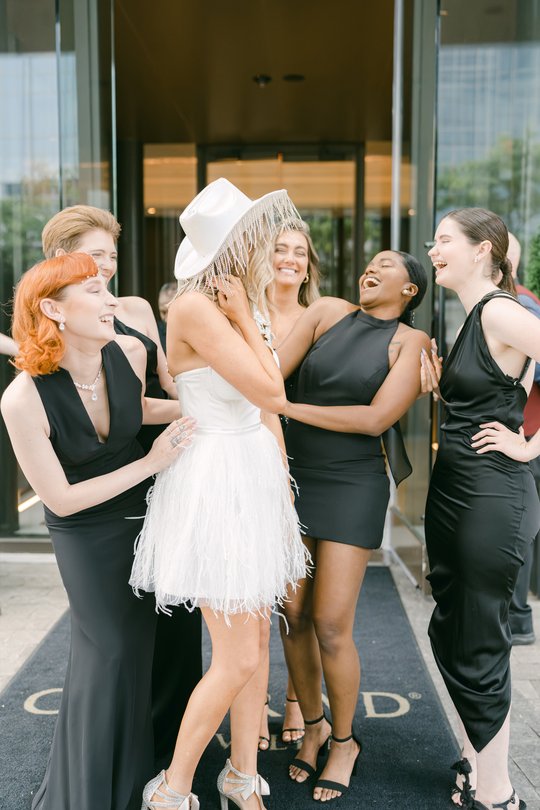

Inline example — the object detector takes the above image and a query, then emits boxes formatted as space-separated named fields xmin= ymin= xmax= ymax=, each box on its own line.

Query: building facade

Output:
xmin=1 ymin=0 xmax=539 ymax=587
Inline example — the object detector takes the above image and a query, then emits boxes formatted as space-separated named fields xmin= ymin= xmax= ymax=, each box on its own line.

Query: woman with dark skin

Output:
xmin=421 ymin=208 xmax=540 ymax=810
xmin=268 ymin=250 xmax=430 ymax=802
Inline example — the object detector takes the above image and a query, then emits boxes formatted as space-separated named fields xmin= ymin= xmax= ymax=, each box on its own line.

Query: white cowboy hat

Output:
xmin=174 ymin=177 xmax=300 ymax=281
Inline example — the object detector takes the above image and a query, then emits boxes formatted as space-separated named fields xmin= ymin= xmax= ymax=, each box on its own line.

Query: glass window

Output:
xmin=436 ymin=0 xmax=540 ymax=347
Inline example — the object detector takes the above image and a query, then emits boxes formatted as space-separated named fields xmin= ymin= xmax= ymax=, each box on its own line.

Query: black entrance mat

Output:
xmin=0 ymin=566 xmax=458 ymax=809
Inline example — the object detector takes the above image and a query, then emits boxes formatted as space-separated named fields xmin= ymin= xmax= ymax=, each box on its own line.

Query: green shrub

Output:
xmin=525 ymin=230 xmax=540 ymax=297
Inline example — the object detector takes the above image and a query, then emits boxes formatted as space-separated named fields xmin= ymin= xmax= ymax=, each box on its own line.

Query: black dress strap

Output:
xmin=479 ymin=291 xmax=532 ymax=384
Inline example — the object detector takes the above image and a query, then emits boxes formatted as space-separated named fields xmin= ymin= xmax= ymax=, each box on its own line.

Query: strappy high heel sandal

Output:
xmin=217 ymin=758 xmax=270 ymax=810
xmin=288 ymin=713 xmax=331 ymax=782
xmin=450 ymin=757 xmax=476 ymax=806
xmin=472 ymin=789 xmax=526 ymax=810
xmin=281 ymin=696 xmax=305 ymax=745
xmin=313 ymin=732 xmax=362 ymax=802
xmin=258 ymin=700 xmax=270 ymax=752
xmin=141 ymin=771 xmax=199 ymax=810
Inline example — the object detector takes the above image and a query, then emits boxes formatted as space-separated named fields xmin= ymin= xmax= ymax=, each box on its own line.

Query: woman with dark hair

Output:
xmin=270 ymin=249 xmax=430 ymax=802
xmin=0 ymin=253 xmax=195 ymax=810
xmin=421 ymin=208 xmax=540 ymax=810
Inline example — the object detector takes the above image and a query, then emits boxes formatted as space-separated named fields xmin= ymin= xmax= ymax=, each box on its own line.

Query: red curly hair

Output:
xmin=12 ymin=254 xmax=99 ymax=376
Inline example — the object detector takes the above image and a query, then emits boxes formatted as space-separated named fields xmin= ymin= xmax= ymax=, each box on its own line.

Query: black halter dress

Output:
xmin=31 ymin=341 xmax=156 ymax=810
xmin=425 ymin=291 xmax=540 ymax=752
xmin=286 ymin=309 xmax=411 ymax=548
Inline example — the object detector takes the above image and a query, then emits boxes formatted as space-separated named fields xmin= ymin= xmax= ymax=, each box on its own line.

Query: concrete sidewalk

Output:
xmin=0 ymin=551 xmax=539 ymax=807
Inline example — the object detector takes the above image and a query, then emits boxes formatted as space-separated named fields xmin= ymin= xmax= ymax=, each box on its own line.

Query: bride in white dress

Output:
xmin=131 ymin=179 xmax=308 ymax=810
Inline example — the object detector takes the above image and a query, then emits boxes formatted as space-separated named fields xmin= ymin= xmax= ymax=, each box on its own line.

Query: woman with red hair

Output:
xmin=1 ymin=253 xmax=195 ymax=810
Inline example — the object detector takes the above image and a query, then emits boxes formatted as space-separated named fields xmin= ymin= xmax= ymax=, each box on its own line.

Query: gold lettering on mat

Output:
xmin=23 ymin=689 xmax=414 ymax=719
xmin=24 ymin=688 xmax=63 ymax=715
xmin=362 ymin=692 xmax=411 ymax=718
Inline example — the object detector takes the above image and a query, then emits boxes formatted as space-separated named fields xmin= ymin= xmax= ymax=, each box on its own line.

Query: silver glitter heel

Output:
xmin=141 ymin=770 xmax=199 ymax=810
xmin=217 ymin=759 xmax=270 ymax=810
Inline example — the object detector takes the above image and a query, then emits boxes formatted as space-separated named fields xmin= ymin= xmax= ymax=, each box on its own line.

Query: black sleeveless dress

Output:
xmin=114 ymin=316 xmax=165 ymax=453
xmin=425 ymin=291 xmax=540 ymax=753
xmin=31 ymin=341 xmax=157 ymax=810
xmin=286 ymin=309 xmax=411 ymax=548
xmin=114 ymin=315 xmax=202 ymax=765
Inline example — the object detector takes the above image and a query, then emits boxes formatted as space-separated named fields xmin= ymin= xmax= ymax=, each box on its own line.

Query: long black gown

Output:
xmin=114 ymin=316 xmax=202 ymax=764
xmin=31 ymin=340 xmax=156 ymax=810
xmin=425 ymin=291 xmax=540 ymax=753
xmin=286 ymin=309 xmax=411 ymax=548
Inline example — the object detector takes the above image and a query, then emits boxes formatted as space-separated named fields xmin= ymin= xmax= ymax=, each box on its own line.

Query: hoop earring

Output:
xmin=59 ymin=321 xmax=65 ymax=331
xmin=303 ymin=274 xmax=310 ymax=284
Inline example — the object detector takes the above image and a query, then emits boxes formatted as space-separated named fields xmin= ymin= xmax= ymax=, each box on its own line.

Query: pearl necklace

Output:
xmin=72 ymin=364 xmax=103 ymax=402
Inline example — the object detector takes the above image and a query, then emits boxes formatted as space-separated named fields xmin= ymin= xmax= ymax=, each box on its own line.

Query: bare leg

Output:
xmin=283 ymin=538 xmax=332 ymax=783
xmin=156 ymin=608 xmax=263 ymax=800
xmin=311 ymin=541 xmax=371 ymax=802
xmin=226 ymin=616 xmax=272 ymax=809
xmin=474 ymin=712 xmax=521 ymax=808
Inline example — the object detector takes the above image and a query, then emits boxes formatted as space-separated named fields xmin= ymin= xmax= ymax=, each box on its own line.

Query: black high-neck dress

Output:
xmin=114 ymin=316 xmax=202 ymax=765
xmin=425 ymin=291 xmax=540 ymax=752
xmin=286 ymin=309 xmax=411 ymax=548
xmin=31 ymin=341 xmax=157 ymax=810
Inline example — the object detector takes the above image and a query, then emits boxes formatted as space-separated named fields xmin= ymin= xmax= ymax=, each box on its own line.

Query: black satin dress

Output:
xmin=114 ymin=316 xmax=202 ymax=764
xmin=286 ymin=309 xmax=411 ymax=548
xmin=31 ymin=341 xmax=156 ymax=810
xmin=425 ymin=291 xmax=540 ymax=752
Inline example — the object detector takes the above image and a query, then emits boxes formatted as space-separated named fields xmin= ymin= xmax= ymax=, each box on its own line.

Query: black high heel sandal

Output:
xmin=281 ymin=697 xmax=306 ymax=745
xmin=288 ymin=714 xmax=331 ymax=782
xmin=450 ymin=757 xmax=475 ymax=806
xmin=472 ymin=789 xmax=526 ymax=810
xmin=313 ymin=732 xmax=362 ymax=802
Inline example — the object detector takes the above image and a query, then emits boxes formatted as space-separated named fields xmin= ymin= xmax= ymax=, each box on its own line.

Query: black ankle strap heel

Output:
xmin=288 ymin=714 xmax=331 ymax=783
xmin=313 ymin=731 xmax=362 ymax=799
xmin=451 ymin=757 xmax=475 ymax=805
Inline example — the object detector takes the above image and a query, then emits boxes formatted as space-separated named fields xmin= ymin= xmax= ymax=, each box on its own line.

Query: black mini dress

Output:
xmin=286 ymin=309 xmax=409 ymax=548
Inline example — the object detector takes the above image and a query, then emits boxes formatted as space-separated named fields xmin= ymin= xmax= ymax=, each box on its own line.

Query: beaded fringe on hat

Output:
xmin=180 ymin=191 xmax=302 ymax=291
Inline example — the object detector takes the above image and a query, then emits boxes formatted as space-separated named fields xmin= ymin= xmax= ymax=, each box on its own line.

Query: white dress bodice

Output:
xmin=175 ymin=366 xmax=261 ymax=433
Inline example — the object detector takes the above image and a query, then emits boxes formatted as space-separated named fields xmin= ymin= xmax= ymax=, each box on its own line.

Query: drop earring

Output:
xmin=59 ymin=320 xmax=65 ymax=331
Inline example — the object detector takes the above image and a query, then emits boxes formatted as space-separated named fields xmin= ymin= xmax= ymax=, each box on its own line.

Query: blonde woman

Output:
xmin=254 ymin=221 xmax=320 ymax=749
xmin=130 ymin=179 xmax=308 ymax=810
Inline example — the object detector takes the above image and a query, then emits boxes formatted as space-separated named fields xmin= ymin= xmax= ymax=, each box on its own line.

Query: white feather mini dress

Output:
xmin=130 ymin=366 xmax=308 ymax=616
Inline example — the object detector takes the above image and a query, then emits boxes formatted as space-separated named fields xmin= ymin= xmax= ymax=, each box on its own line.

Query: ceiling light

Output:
xmin=253 ymin=74 xmax=272 ymax=88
